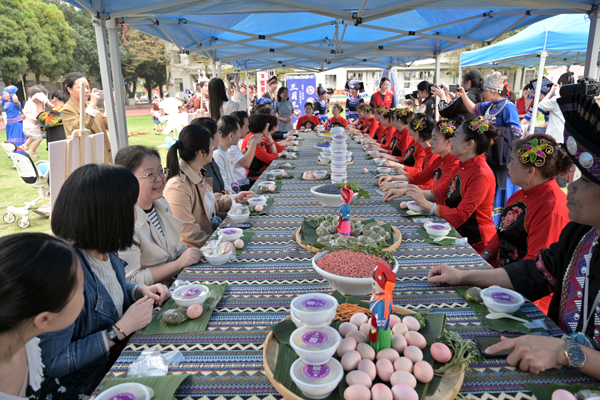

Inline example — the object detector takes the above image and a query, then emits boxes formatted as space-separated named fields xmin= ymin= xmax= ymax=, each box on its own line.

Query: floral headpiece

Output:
xmin=363 ymin=105 xmax=373 ymax=114
xmin=438 ymin=121 xmax=457 ymax=136
xmin=517 ymin=137 xmax=554 ymax=167
xmin=468 ymin=117 xmax=489 ymax=134
xmin=395 ymin=108 xmax=411 ymax=118
xmin=412 ymin=116 xmax=427 ymax=131
xmin=376 ymin=105 xmax=388 ymax=114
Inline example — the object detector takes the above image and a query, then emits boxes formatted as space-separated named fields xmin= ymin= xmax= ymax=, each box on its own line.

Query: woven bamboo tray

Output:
xmin=295 ymin=217 xmax=402 ymax=254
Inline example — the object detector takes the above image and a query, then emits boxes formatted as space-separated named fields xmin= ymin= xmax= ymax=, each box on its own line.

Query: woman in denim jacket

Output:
xmin=38 ymin=164 xmax=170 ymax=396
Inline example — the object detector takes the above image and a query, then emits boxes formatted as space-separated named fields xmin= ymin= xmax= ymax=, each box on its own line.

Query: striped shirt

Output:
xmin=84 ymin=252 xmax=124 ymax=317
xmin=145 ymin=206 xmax=165 ymax=236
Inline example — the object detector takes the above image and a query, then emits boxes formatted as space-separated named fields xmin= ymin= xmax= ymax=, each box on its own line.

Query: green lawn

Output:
xmin=0 ymin=115 xmax=168 ymax=237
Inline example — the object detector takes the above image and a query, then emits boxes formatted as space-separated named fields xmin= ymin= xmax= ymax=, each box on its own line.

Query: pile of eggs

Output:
xmin=337 ymin=313 xmax=451 ymax=400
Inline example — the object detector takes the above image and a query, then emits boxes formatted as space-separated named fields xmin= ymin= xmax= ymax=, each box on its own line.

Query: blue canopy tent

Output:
xmin=60 ymin=0 xmax=599 ymax=152
xmin=460 ymin=14 xmax=599 ymax=134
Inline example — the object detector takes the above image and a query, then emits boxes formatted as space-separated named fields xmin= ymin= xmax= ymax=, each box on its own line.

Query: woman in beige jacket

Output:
xmin=163 ymin=125 xmax=253 ymax=248
xmin=115 ymin=145 xmax=203 ymax=284
xmin=61 ymin=72 xmax=113 ymax=164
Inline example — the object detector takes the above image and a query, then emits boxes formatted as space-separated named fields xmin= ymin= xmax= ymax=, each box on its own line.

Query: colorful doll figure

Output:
xmin=368 ymin=262 xmax=397 ymax=351
xmin=337 ymin=185 xmax=354 ymax=236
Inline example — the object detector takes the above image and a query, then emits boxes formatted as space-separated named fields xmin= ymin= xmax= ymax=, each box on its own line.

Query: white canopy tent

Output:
xmin=60 ymin=0 xmax=600 ymax=153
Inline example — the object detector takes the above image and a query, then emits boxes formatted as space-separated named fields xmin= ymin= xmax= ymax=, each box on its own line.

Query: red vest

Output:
xmin=372 ymin=91 xmax=394 ymax=108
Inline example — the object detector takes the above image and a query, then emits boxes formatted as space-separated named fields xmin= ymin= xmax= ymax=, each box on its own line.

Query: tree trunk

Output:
xmin=128 ymin=77 xmax=138 ymax=99
xmin=35 ymin=73 xmax=40 ymax=85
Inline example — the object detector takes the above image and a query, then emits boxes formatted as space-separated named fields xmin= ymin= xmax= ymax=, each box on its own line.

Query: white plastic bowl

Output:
xmin=331 ymin=174 xmax=346 ymax=183
xmin=374 ymin=158 xmax=386 ymax=165
xmin=406 ymin=201 xmax=427 ymax=213
xmin=248 ymin=196 xmax=267 ymax=207
xmin=286 ymin=152 xmax=297 ymax=159
xmin=172 ymin=284 xmax=210 ymax=309
xmin=289 ymin=325 xmax=341 ymax=365
xmin=377 ymin=167 xmax=392 ymax=174
xmin=313 ymin=170 xmax=328 ymax=179
xmin=312 ymin=250 xmax=399 ymax=295
xmin=321 ymin=148 xmax=331 ymax=155
xmin=290 ymin=358 xmax=344 ymax=399
xmin=367 ymin=150 xmax=379 ymax=156
xmin=270 ymin=169 xmax=285 ymax=177
xmin=227 ymin=209 xmax=250 ymax=222
xmin=424 ymin=222 xmax=451 ymax=237
xmin=259 ymin=181 xmax=276 ymax=189
xmin=481 ymin=287 xmax=525 ymax=315
xmin=318 ymin=155 xmax=332 ymax=162
xmin=202 ymin=245 xmax=235 ymax=265
xmin=290 ymin=309 xmax=305 ymax=328
xmin=95 ymin=383 xmax=155 ymax=400
xmin=331 ymin=166 xmax=347 ymax=174
xmin=290 ymin=293 xmax=338 ymax=327
xmin=310 ymin=185 xmax=356 ymax=207
xmin=218 ymin=227 xmax=244 ymax=241
xmin=330 ymin=127 xmax=346 ymax=135
xmin=315 ymin=144 xmax=330 ymax=152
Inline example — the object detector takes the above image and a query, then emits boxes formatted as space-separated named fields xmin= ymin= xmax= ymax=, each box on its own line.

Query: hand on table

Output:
xmin=381 ymin=181 xmax=407 ymax=192
xmin=236 ymin=191 xmax=254 ymax=203
xmin=118 ymin=296 xmax=156 ymax=335
xmin=405 ymin=184 xmax=429 ymax=209
xmin=136 ymin=284 xmax=170 ymax=305
xmin=178 ymin=248 xmax=203 ymax=269
xmin=382 ymin=160 xmax=401 ymax=168
xmin=394 ymin=166 xmax=405 ymax=174
xmin=377 ymin=175 xmax=393 ymax=185
xmin=486 ymin=335 xmax=568 ymax=374
xmin=383 ymin=188 xmax=407 ymax=202
xmin=427 ymin=263 xmax=465 ymax=286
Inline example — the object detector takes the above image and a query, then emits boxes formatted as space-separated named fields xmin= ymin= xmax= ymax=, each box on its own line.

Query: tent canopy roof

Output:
xmin=65 ymin=0 xmax=597 ymax=71
xmin=460 ymin=13 xmax=596 ymax=67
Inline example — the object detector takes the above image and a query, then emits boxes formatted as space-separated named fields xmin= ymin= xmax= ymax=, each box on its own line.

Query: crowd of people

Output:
xmin=2 ymin=66 xmax=600 ymax=399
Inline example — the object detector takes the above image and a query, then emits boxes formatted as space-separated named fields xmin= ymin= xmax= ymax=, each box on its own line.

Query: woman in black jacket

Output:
xmin=434 ymin=69 xmax=484 ymax=121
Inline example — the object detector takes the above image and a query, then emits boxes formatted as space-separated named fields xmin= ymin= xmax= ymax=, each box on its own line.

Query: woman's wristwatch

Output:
xmin=564 ymin=338 xmax=586 ymax=369
xmin=106 ymin=327 xmax=122 ymax=344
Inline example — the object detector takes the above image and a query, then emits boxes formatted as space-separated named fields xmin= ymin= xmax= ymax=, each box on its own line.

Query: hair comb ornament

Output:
xmin=363 ymin=105 xmax=373 ymax=113
xmin=517 ymin=137 xmax=554 ymax=167
xmin=469 ymin=117 xmax=489 ymax=134
xmin=412 ymin=117 xmax=427 ymax=131
xmin=376 ymin=105 xmax=388 ymax=114
xmin=439 ymin=121 xmax=457 ymax=136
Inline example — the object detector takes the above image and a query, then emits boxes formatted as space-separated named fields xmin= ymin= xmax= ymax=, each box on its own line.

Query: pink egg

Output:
xmin=346 ymin=370 xmax=372 ymax=388
xmin=285 ymin=163 xmax=291 ymax=167
xmin=234 ymin=239 xmax=245 ymax=249
xmin=359 ymin=323 xmax=371 ymax=336
xmin=358 ymin=359 xmax=377 ymax=380
xmin=344 ymin=384 xmax=371 ymax=400
xmin=186 ymin=304 xmax=203 ymax=319
xmin=391 ymin=384 xmax=419 ymax=400
xmin=430 ymin=342 xmax=452 ymax=363
xmin=413 ymin=360 xmax=434 ymax=383
xmin=389 ymin=315 xmax=401 ymax=328
xmin=392 ymin=322 xmax=408 ymax=336
xmin=404 ymin=331 xmax=426 ymax=349
xmin=347 ymin=330 xmax=368 ymax=343
xmin=376 ymin=348 xmax=400 ymax=362
xmin=282 ymin=171 xmax=288 ymax=177
xmin=371 ymin=383 xmax=393 ymax=400
xmin=390 ymin=370 xmax=417 ymax=388
xmin=391 ymin=334 xmax=407 ymax=354
xmin=403 ymin=346 xmax=423 ymax=363
xmin=362 ymin=168 xmax=369 ymax=174
xmin=552 ymin=389 xmax=577 ymax=400
xmin=402 ymin=316 xmax=420 ymax=331
xmin=375 ymin=358 xmax=394 ymax=382
xmin=342 ymin=350 xmax=362 ymax=371
xmin=400 ymin=201 xmax=408 ymax=209
xmin=255 ymin=204 xmax=264 ymax=212
xmin=268 ymin=185 xmax=276 ymax=192
xmin=394 ymin=357 xmax=413 ymax=373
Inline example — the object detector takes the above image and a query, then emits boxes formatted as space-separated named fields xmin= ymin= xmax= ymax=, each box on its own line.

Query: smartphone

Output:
xmin=474 ymin=335 xmax=520 ymax=358
xmin=220 ymin=222 xmax=252 ymax=229
xmin=449 ymin=84 xmax=459 ymax=92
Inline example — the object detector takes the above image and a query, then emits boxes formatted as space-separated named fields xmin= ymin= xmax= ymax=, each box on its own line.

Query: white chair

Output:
xmin=2 ymin=142 xmax=50 ymax=228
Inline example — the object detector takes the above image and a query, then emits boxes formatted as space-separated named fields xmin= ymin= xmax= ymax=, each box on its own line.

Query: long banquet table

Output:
xmin=93 ymin=131 xmax=597 ymax=399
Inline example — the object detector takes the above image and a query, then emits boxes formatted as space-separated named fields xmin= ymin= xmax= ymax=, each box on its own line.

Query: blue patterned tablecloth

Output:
xmin=94 ymin=132 xmax=597 ymax=399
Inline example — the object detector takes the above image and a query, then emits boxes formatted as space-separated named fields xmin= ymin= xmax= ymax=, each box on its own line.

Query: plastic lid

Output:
xmin=291 ymin=358 xmax=342 ymax=385
xmin=482 ymin=288 xmax=524 ymax=305
xmin=292 ymin=327 xmax=339 ymax=351
xmin=109 ymin=394 xmax=136 ymax=400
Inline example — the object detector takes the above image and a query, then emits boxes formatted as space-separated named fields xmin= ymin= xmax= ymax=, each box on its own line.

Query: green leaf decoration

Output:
xmin=97 ymin=374 xmax=190 ymax=399
xmin=417 ymin=226 xmax=457 ymax=246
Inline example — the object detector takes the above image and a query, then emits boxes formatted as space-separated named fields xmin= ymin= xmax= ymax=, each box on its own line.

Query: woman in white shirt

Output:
xmin=208 ymin=76 xmax=247 ymax=120
xmin=0 ymin=233 xmax=85 ymax=399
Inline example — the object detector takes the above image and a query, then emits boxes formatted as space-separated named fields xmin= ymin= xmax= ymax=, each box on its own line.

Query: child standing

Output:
xmin=21 ymin=85 xmax=52 ymax=159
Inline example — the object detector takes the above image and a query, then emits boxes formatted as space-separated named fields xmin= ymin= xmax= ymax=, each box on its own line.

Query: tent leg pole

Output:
xmin=245 ymin=67 xmax=251 ymax=113
xmin=93 ymin=17 xmax=119 ymax=157
xmin=434 ymin=51 xmax=440 ymax=121
xmin=529 ymin=50 xmax=547 ymax=136
xmin=106 ymin=18 xmax=128 ymax=148
xmin=584 ymin=9 xmax=600 ymax=78
xmin=212 ymin=61 xmax=216 ymax=78
xmin=217 ymin=61 xmax=222 ymax=77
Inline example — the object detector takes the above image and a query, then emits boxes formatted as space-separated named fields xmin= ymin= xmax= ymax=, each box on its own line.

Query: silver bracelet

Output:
xmin=429 ymin=204 xmax=437 ymax=216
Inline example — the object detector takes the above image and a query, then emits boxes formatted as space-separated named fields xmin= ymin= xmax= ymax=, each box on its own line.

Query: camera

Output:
xmin=449 ymin=84 xmax=459 ymax=92
xmin=560 ymin=77 xmax=600 ymax=98
xmin=405 ymin=90 xmax=418 ymax=100
xmin=226 ymin=73 xmax=238 ymax=81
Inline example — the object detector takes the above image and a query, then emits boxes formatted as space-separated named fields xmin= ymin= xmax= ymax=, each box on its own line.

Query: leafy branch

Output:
xmin=433 ymin=331 xmax=484 ymax=373
xmin=337 ymin=180 xmax=371 ymax=199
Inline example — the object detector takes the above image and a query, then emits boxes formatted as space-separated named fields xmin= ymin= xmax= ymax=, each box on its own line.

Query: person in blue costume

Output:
xmin=345 ymin=80 xmax=365 ymax=123
xmin=368 ymin=262 xmax=396 ymax=352
xmin=458 ymin=71 xmax=522 ymax=225
xmin=2 ymin=85 xmax=27 ymax=156
xmin=313 ymin=85 xmax=330 ymax=126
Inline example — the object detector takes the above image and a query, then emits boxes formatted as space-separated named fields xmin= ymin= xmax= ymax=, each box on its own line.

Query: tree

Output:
xmin=21 ymin=0 xmax=75 ymax=83
xmin=45 ymin=0 xmax=100 ymax=81
xmin=0 ymin=0 xmax=30 ymax=85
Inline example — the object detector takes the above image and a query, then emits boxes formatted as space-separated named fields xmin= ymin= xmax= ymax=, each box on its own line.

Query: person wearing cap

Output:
xmin=538 ymin=82 xmax=566 ymax=144
xmin=345 ymin=80 xmax=365 ymax=123
xmin=522 ymin=77 xmax=553 ymax=133
xmin=427 ymin=93 xmax=600 ymax=379
xmin=458 ymin=71 xmax=522 ymax=225
xmin=369 ymin=263 xmax=397 ymax=351
xmin=262 ymin=76 xmax=279 ymax=101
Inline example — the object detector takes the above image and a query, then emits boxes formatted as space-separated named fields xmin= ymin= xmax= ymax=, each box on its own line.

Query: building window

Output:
xmin=175 ymin=79 xmax=183 ymax=92
xmin=523 ymin=69 xmax=536 ymax=89
xmin=404 ymin=82 xmax=410 ymax=88
xmin=325 ymin=75 xmax=337 ymax=87
xmin=173 ymin=53 xmax=181 ymax=64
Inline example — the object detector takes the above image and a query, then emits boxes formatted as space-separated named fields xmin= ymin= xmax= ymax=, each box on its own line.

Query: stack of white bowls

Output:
xmin=288 ymin=293 xmax=343 ymax=399
xmin=329 ymin=128 xmax=348 ymax=183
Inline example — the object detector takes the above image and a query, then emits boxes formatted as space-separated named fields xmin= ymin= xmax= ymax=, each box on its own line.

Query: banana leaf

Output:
xmin=97 ymin=373 xmax=189 ymax=398
xmin=524 ymin=382 xmax=600 ymax=400
xmin=456 ymin=287 xmax=545 ymax=334
xmin=393 ymin=200 xmax=429 ymax=217
xmin=235 ymin=231 xmax=254 ymax=255
xmin=258 ymin=180 xmax=282 ymax=194
xmin=275 ymin=162 xmax=295 ymax=169
xmin=250 ymin=198 xmax=274 ymax=216
xmin=417 ymin=226 xmax=457 ymax=246
xmin=143 ymin=283 xmax=226 ymax=335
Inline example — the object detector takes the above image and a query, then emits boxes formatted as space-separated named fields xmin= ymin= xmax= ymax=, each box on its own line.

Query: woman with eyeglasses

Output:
xmin=115 ymin=146 xmax=203 ymax=285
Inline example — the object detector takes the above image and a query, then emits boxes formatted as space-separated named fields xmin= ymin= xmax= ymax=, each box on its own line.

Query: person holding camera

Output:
xmin=433 ymin=69 xmax=484 ymax=121
xmin=416 ymin=81 xmax=436 ymax=119
xmin=208 ymin=75 xmax=247 ymax=121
